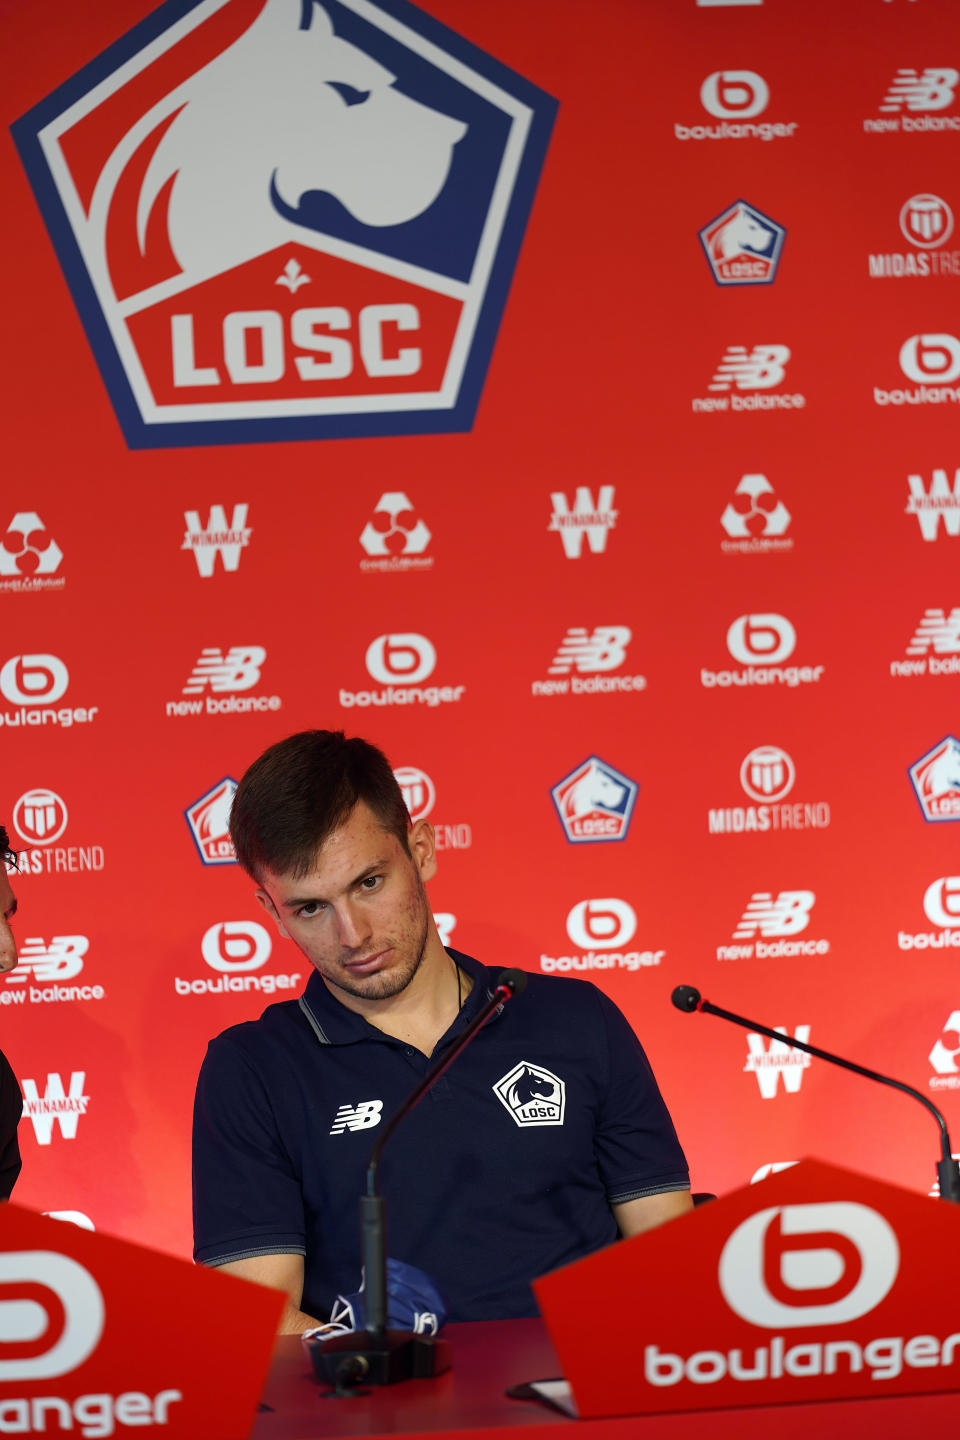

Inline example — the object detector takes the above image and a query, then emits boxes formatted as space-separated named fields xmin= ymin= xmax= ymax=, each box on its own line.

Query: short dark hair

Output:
xmin=0 ymin=825 xmax=17 ymax=871
xmin=230 ymin=730 xmax=410 ymax=881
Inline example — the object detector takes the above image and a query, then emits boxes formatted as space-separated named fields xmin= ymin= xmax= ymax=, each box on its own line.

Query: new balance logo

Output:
xmin=548 ymin=487 xmax=617 ymax=558
xmin=182 ymin=647 xmax=265 ymax=694
xmin=907 ymin=471 xmax=960 ymax=540
xmin=879 ymin=68 xmax=958 ymax=113
xmin=709 ymin=345 xmax=790 ymax=392
xmin=907 ymin=609 xmax=960 ymax=654
xmin=734 ymin=891 xmax=815 ymax=938
xmin=548 ymin=626 xmax=631 ymax=675
xmin=329 ymin=1100 xmax=383 ymax=1135
xmin=21 ymin=1072 xmax=89 ymax=1144
xmin=744 ymin=1028 xmax=811 ymax=1098
xmin=10 ymin=936 xmax=88 ymax=983
xmin=182 ymin=504 xmax=252 ymax=577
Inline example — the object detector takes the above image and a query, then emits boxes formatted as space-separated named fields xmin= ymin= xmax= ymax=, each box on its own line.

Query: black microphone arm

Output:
xmin=311 ymin=967 xmax=528 ymax=1389
xmin=671 ymin=984 xmax=960 ymax=1205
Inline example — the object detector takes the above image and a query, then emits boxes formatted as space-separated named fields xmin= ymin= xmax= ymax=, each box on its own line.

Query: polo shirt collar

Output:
xmin=298 ymin=948 xmax=503 ymax=1048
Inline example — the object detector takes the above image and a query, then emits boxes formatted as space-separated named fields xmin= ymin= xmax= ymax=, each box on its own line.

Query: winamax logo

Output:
xmin=539 ymin=898 xmax=664 ymax=975
xmin=875 ymin=333 xmax=960 ymax=408
xmin=175 ymin=920 xmax=302 ymax=997
xmin=693 ymin=345 xmax=806 ymax=413
xmin=182 ymin=503 xmax=251 ymax=577
xmin=548 ymin=487 xmax=617 ymax=558
xmin=898 ymin=875 xmax=960 ymax=952
xmin=929 ymin=1011 xmax=960 ymax=1090
xmin=10 ymin=787 xmax=105 ymax=880
xmin=674 ymin=70 xmax=798 ymax=144
xmin=708 ymin=745 xmax=831 ymax=836
xmin=699 ymin=200 xmax=785 ymax=286
xmin=531 ymin=625 xmax=646 ymax=696
xmin=165 ymin=646 xmax=282 ymax=717
xmin=359 ymin=492 xmax=432 ymax=572
xmin=743 ymin=1027 xmax=811 ymax=1099
xmin=550 ymin=757 xmax=638 ymax=843
xmin=701 ymin=613 xmax=824 ymax=690
xmin=865 ymin=68 xmax=960 ymax=134
xmin=392 ymin=766 xmax=471 ymax=851
xmin=0 ymin=512 xmax=65 ymax=594
xmin=720 ymin=474 xmax=792 ymax=553
xmin=909 ymin=736 xmax=960 ymax=821
xmin=907 ymin=469 xmax=960 ymax=539
xmin=184 ymin=778 xmax=238 ymax=864
xmin=868 ymin=194 xmax=959 ymax=280
xmin=4 ymin=936 xmax=105 ymax=1007
xmin=340 ymin=632 xmax=464 ymax=709
xmin=0 ymin=655 xmax=99 ymax=732
xmin=717 ymin=890 xmax=830 ymax=961
xmin=890 ymin=608 xmax=960 ymax=677
xmin=12 ymin=0 xmax=556 ymax=450
xmin=21 ymin=1073 xmax=90 ymax=1145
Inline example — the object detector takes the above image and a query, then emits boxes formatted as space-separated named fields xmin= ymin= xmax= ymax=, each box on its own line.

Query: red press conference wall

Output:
xmin=2 ymin=0 xmax=959 ymax=1262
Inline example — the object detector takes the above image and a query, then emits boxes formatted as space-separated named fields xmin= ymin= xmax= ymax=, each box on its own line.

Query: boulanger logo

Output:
xmin=930 ymin=1012 xmax=960 ymax=1089
xmin=166 ymin=646 xmax=281 ymax=717
xmin=891 ymin=608 xmax=960 ymax=678
xmin=539 ymin=898 xmax=664 ymax=975
xmin=909 ymin=735 xmax=960 ymax=821
xmin=701 ymin=614 xmax=824 ymax=690
xmin=532 ymin=625 xmax=646 ymax=696
xmin=0 ymin=655 xmax=98 ymax=731
xmin=693 ymin=344 xmax=806 ymax=414
xmin=906 ymin=469 xmax=960 ymax=540
xmin=182 ymin=503 xmax=251 ymax=577
xmin=717 ymin=891 xmax=830 ymax=962
xmin=0 ymin=512 xmax=65 ymax=594
xmin=743 ymin=1027 xmax=811 ymax=1098
xmin=720 ymin=474 xmax=792 ymax=553
xmin=870 ymin=195 xmax=959 ymax=281
xmin=699 ymin=200 xmax=785 ymax=286
xmin=876 ymin=334 xmax=960 ymax=408
xmin=0 ymin=1251 xmax=104 ymax=1379
xmin=675 ymin=70 xmax=798 ymax=145
xmin=359 ymin=492 xmax=432 ymax=572
xmin=708 ymin=746 xmax=830 ymax=838
xmin=340 ymin=633 xmax=465 ymax=709
xmin=21 ymin=1073 xmax=90 ymax=1145
xmin=185 ymin=778 xmax=238 ymax=864
xmin=866 ymin=68 xmax=960 ymax=133
xmin=550 ymin=756 xmax=639 ymax=843
xmin=899 ymin=876 xmax=960 ymax=952
xmin=493 ymin=1062 xmax=565 ymax=1128
xmin=13 ymin=788 xmax=68 ymax=845
xmin=176 ymin=920 xmax=301 ymax=998
xmin=719 ymin=1203 xmax=899 ymax=1327
xmin=12 ymin=0 xmax=556 ymax=450
xmin=548 ymin=487 xmax=617 ymax=558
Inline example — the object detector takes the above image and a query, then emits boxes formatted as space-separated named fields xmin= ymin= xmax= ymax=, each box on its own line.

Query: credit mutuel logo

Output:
xmin=12 ymin=0 xmax=556 ymax=449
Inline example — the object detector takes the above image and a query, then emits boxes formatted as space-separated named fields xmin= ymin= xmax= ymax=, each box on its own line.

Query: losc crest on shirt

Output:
xmin=12 ymin=0 xmax=556 ymax=449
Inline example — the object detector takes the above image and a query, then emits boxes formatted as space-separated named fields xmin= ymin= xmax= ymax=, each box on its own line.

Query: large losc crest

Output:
xmin=12 ymin=0 xmax=556 ymax=449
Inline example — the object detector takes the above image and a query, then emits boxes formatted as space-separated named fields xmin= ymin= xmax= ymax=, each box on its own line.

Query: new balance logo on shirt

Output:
xmin=329 ymin=1099 xmax=384 ymax=1135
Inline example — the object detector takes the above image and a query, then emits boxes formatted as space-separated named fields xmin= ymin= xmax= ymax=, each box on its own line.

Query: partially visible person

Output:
xmin=0 ymin=825 xmax=23 ymax=1199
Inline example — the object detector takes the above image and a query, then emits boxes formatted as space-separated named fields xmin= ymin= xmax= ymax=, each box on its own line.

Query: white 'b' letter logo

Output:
xmin=924 ymin=877 xmax=960 ymax=928
xmin=366 ymin=633 xmax=436 ymax=684
xmin=727 ymin=614 xmax=796 ymax=665
xmin=0 ymin=1251 xmax=104 ymax=1379
xmin=701 ymin=71 xmax=769 ymax=119
xmin=900 ymin=334 xmax=960 ymax=384
xmin=0 ymin=654 xmax=69 ymax=706
xmin=566 ymin=898 xmax=637 ymax=949
xmin=201 ymin=921 xmax=272 ymax=972
xmin=719 ymin=1202 xmax=899 ymax=1328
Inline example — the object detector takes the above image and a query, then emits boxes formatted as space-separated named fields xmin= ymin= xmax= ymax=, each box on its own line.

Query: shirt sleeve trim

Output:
xmin=201 ymin=1244 xmax=307 ymax=1266
xmin=607 ymin=1181 xmax=692 ymax=1204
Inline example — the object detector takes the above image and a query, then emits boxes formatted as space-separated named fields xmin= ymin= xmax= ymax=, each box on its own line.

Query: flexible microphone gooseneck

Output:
xmin=311 ymin=967 xmax=528 ymax=1390
xmin=671 ymin=984 xmax=960 ymax=1205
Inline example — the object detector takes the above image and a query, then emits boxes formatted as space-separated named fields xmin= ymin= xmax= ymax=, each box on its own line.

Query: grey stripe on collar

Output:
xmin=298 ymin=995 xmax=330 ymax=1045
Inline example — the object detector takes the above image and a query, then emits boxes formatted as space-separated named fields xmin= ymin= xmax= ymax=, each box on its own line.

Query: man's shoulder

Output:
xmin=205 ymin=995 xmax=311 ymax=1064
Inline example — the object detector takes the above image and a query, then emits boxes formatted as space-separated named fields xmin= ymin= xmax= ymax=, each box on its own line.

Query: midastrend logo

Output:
xmin=868 ymin=194 xmax=960 ymax=280
xmin=707 ymin=746 xmax=831 ymax=836
xmin=12 ymin=0 xmax=556 ymax=449
xmin=391 ymin=765 xmax=471 ymax=851
xmin=10 ymin=787 xmax=105 ymax=880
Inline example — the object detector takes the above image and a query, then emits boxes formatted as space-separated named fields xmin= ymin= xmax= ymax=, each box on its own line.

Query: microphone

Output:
xmin=671 ymin=985 xmax=960 ymax=1205
xmin=310 ymin=967 xmax=528 ymax=1389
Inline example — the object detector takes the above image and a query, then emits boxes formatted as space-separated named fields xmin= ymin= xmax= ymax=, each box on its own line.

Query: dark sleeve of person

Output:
xmin=590 ymin=987 xmax=690 ymax=1203
xmin=0 ymin=1048 xmax=23 ymax=1200
xmin=192 ymin=1033 xmax=307 ymax=1266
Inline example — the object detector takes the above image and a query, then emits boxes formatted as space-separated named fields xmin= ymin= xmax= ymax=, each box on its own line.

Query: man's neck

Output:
xmin=322 ymin=940 xmax=474 ymax=1056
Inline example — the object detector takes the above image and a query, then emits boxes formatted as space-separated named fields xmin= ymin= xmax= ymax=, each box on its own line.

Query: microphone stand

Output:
xmin=310 ymin=971 xmax=527 ymax=1390
xmin=671 ymin=985 xmax=960 ymax=1205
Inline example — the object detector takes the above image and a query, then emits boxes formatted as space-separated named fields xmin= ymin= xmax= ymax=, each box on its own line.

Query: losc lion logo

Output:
xmin=13 ymin=0 xmax=556 ymax=449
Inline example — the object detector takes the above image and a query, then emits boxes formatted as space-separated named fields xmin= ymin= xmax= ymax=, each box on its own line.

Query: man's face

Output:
xmin=256 ymin=801 xmax=437 ymax=1004
xmin=0 ymin=867 xmax=18 ymax=974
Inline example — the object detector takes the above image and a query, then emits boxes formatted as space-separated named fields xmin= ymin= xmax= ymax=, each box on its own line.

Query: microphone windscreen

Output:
xmin=671 ymin=984 xmax=701 ymax=1013
xmin=498 ymin=968 xmax=528 ymax=996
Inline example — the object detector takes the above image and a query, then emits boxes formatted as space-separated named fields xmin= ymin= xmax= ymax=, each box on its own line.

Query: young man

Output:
xmin=0 ymin=825 xmax=23 ymax=1199
xmin=192 ymin=731 xmax=691 ymax=1332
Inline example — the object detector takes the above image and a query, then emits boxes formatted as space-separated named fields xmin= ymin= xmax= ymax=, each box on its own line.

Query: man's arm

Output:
xmin=612 ymin=1190 xmax=693 ymax=1238
xmin=215 ymin=1253 xmax=326 ymax=1334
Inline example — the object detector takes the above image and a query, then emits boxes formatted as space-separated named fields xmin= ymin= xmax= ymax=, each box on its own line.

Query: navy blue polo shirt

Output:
xmin=192 ymin=950 xmax=689 ymax=1322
